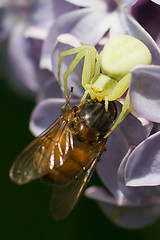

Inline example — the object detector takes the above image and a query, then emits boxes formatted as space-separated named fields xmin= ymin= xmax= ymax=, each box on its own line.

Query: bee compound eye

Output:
xmin=78 ymin=99 xmax=117 ymax=137
xmin=108 ymin=101 xmax=117 ymax=122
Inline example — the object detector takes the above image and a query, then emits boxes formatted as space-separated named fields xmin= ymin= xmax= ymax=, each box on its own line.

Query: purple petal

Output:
xmin=85 ymin=186 xmax=117 ymax=204
xmin=109 ymin=12 xmax=130 ymax=37
xmin=96 ymin=105 xmax=153 ymax=199
xmin=86 ymin=186 xmax=160 ymax=229
xmin=24 ymin=26 xmax=48 ymax=41
xmin=70 ymin=10 xmax=112 ymax=44
xmin=125 ymin=15 xmax=160 ymax=64
xmin=119 ymin=0 xmax=138 ymax=9
xmin=130 ymin=65 xmax=160 ymax=122
xmin=96 ymin=126 xmax=129 ymax=198
xmin=40 ymin=8 xmax=90 ymax=70
xmin=29 ymin=98 xmax=80 ymax=136
xmin=119 ymin=107 xmax=153 ymax=146
xmin=31 ymin=0 xmax=75 ymax=29
xmin=118 ymin=147 xmax=160 ymax=204
xmin=0 ymin=9 xmax=14 ymax=41
xmin=98 ymin=200 xmax=160 ymax=229
xmin=86 ymin=185 xmax=133 ymax=207
xmin=0 ymin=0 xmax=28 ymax=7
xmin=37 ymin=78 xmax=64 ymax=102
xmin=8 ymin=23 xmax=52 ymax=92
xmin=126 ymin=131 xmax=160 ymax=186
xmin=65 ymin=0 xmax=103 ymax=7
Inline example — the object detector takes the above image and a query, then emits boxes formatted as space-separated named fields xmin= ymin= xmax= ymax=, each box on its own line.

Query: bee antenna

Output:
xmin=62 ymin=86 xmax=74 ymax=112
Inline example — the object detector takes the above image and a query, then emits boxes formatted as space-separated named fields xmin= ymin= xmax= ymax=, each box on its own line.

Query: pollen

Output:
xmin=91 ymin=85 xmax=102 ymax=93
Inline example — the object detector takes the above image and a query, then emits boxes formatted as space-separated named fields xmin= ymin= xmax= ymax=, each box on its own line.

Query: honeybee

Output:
xmin=9 ymin=98 xmax=117 ymax=220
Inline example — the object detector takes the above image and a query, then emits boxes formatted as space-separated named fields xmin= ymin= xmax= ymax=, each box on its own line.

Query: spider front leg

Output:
xmin=105 ymin=91 xmax=132 ymax=138
xmin=84 ymin=71 xmax=132 ymax=137
xmin=108 ymin=73 xmax=131 ymax=101
xmin=58 ymin=45 xmax=99 ymax=101
xmin=104 ymin=72 xmax=131 ymax=111
xmin=104 ymin=73 xmax=132 ymax=138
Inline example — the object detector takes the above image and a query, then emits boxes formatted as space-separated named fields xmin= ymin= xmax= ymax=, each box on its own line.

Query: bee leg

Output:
xmin=62 ymin=86 xmax=74 ymax=112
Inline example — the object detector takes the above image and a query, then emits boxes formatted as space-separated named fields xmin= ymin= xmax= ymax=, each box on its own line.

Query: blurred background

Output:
xmin=1 ymin=0 xmax=160 ymax=238
xmin=1 ymin=72 xmax=160 ymax=240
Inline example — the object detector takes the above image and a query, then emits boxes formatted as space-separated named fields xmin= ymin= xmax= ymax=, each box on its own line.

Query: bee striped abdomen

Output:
xmin=39 ymin=104 xmax=108 ymax=185
xmin=34 ymin=109 xmax=85 ymax=184
xmin=44 ymin=133 xmax=91 ymax=184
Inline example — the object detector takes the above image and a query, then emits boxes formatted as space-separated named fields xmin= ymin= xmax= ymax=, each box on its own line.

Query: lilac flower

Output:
xmin=40 ymin=0 xmax=139 ymax=71
xmin=47 ymin=1 xmax=160 ymax=107
xmin=29 ymin=17 xmax=160 ymax=229
xmin=49 ymin=10 xmax=160 ymax=119
xmin=85 ymin=125 xmax=160 ymax=229
xmin=0 ymin=0 xmax=76 ymax=95
xmin=83 ymin=16 xmax=160 ymax=228
xmin=83 ymin=19 xmax=160 ymax=228
xmin=6 ymin=0 xmax=160 ymax=228
xmin=31 ymin=88 xmax=160 ymax=228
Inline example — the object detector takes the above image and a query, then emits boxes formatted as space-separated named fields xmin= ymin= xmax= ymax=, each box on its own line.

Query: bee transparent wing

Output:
xmin=50 ymin=158 xmax=97 ymax=220
xmin=9 ymin=116 xmax=68 ymax=185
xmin=9 ymin=138 xmax=44 ymax=185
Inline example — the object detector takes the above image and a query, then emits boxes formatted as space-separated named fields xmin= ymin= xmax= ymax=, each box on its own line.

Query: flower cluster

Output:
xmin=2 ymin=0 xmax=160 ymax=228
xmin=0 ymin=0 xmax=76 ymax=95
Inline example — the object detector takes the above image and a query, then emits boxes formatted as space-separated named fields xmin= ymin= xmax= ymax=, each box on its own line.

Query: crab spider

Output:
xmin=58 ymin=35 xmax=152 ymax=137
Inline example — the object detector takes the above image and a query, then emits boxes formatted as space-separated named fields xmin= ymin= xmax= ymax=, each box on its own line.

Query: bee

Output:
xmin=9 ymin=98 xmax=117 ymax=220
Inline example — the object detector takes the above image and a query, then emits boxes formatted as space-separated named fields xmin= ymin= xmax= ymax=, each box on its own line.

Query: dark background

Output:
xmin=1 ymin=75 xmax=160 ymax=240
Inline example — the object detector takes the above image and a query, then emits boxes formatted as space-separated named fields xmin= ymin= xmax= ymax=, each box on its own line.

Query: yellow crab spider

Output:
xmin=58 ymin=35 xmax=152 ymax=136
